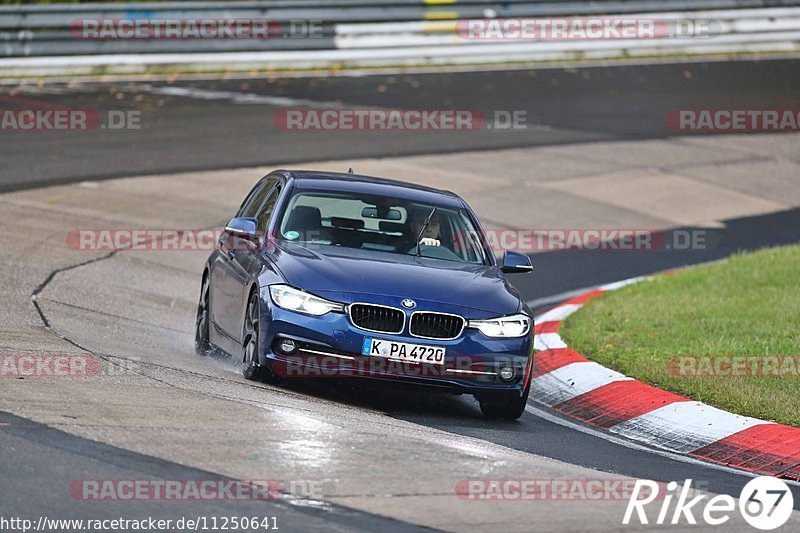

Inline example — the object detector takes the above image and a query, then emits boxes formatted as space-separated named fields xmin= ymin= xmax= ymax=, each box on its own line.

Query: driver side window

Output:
xmin=238 ymin=177 xmax=278 ymax=218
xmin=256 ymin=186 xmax=281 ymax=235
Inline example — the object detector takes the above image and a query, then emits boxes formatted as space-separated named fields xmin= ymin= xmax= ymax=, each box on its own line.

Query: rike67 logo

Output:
xmin=624 ymin=477 xmax=794 ymax=530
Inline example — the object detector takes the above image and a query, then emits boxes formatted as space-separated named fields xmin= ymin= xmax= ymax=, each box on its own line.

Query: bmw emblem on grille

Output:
xmin=401 ymin=299 xmax=416 ymax=310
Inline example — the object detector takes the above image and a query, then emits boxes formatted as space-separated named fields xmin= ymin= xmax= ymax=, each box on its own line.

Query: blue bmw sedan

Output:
xmin=195 ymin=170 xmax=534 ymax=419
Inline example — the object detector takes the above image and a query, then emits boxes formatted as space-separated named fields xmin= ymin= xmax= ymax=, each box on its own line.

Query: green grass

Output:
xmin=560 ymin=244 xmax=800 ymax=427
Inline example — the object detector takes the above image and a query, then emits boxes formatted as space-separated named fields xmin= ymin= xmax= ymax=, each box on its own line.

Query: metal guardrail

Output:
xmin=2 ymin=0 xmax=800 ymax=57
xmin=0 ymin=1 xmax=799 ymax=75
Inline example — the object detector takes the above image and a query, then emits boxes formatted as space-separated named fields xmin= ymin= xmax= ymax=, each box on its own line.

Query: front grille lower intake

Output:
xmin=349 ymin=304 xmax=404 ymax=334
xmin=410 ymin=312 xmax=465 ymax=340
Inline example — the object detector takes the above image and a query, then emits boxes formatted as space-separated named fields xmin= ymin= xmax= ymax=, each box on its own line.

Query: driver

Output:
xmin=408 ymin=208 xmax=441 ymax=248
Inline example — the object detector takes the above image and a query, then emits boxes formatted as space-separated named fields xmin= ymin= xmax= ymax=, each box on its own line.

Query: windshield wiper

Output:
xmin=414 ymin=206 xmax=438 ymax=258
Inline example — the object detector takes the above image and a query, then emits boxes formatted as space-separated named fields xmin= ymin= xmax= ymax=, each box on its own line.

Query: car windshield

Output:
xmin=277 ymin=190 xmax=490 ymax=265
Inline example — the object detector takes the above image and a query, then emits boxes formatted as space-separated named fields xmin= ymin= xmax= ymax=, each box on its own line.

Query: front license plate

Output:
xmin=361 ymin=337 xmax=445 ymax=365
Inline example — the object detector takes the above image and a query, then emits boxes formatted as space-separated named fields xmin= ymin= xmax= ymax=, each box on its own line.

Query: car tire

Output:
xmin=194 ymin=275 xmax=212 ymax=357
xmin=242 ymin=292 xmax=269 ymax=381
xmin=478 ymin=380 xmax=530 ymax=420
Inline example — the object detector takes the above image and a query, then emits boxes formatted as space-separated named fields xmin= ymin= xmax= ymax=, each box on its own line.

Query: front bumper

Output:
xmin=258 ymin=303 xmax=533 ymax=398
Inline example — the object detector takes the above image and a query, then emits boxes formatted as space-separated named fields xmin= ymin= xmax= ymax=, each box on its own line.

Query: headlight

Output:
xmin=269 ymin=285 xmax=343 ymax=316
xmin=468 ymin=313 xmax=531 ymax=338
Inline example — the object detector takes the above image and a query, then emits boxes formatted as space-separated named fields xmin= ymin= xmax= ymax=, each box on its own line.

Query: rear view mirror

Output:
xmin=501 ymin=251 xmax=533 ymax=273
xmin=362 ymin=207 xmax=402 ymax=220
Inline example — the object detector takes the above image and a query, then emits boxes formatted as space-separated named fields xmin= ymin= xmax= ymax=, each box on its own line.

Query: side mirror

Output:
xmin=225 ymin=217 xmax=259 ymax=241
xmin=501 ymin=251 xmax=533 ymax=274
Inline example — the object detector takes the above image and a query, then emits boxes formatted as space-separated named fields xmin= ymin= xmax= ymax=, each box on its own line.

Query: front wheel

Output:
xmin=478 ymin=380 xmax=530 ymax=420
xmin=242 ymin=292 xmax=269 ymax=381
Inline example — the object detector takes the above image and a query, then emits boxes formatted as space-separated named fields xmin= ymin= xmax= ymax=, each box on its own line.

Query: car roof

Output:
xmin=278 ymin=169 xmax=465 ymax=208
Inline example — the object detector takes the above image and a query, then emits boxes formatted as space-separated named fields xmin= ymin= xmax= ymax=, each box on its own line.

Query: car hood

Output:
xmin=266 ymin=243 xmax=522 ymax=316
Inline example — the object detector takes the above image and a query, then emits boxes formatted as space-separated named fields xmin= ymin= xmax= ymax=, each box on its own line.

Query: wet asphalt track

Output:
xmin=2 ymin=58 xmax=800 ymax=526
xmin=0 ymin=410 xmax=427 ymax=532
